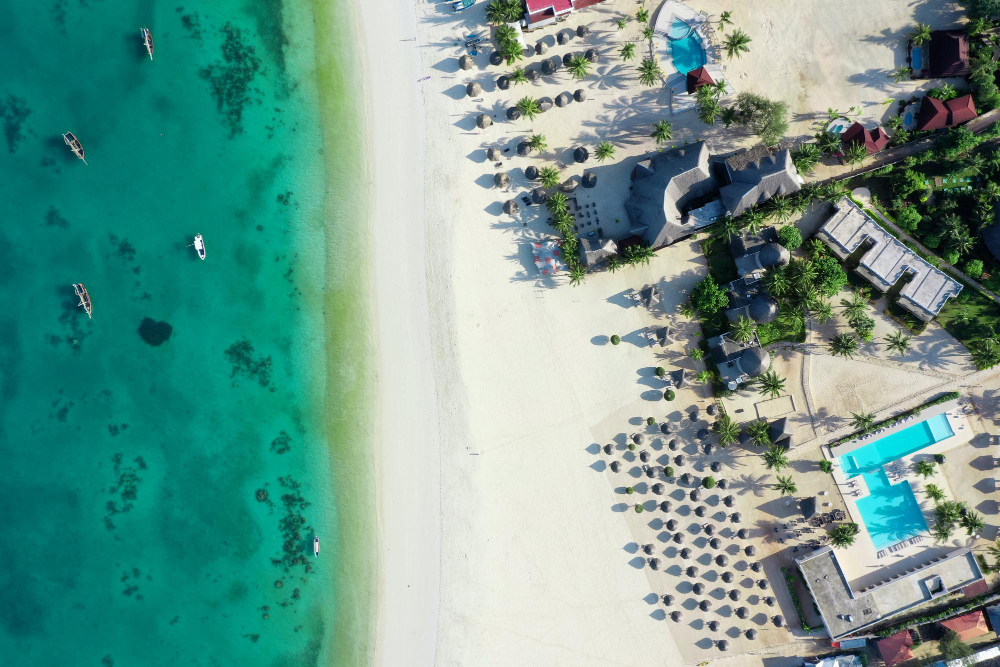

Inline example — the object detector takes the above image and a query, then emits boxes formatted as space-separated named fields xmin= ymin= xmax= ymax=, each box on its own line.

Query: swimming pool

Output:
xmin=911 ymin=46 xmax=924 ymax=72
xmin=838 ymin=414 xmax=953 ymax=477
xmin=668 ymin=20 xmax=707 ymax=75
xmin=855 ymin=471 xmax=928 ymax=548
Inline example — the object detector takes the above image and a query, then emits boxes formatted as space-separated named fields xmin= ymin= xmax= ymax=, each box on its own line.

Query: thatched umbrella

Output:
xmin=648 ymin=557 xmax=661 ymax=570
xmin=577 ymin=25 xmax=589 ymax=38
xmin=467 ymin=82 xmax=482 ymax=97
xmin=763 ymin=596 xmax=775 ymax=606
xmin=670 ymin=610 xmax=683 ymax=622
xmin=729 ymin=589 xmax=741 ymax=601
xmin=490 ymin=51 xmax=503 ymax=66
xmin=562 ymin=52 xmax=575 ymax=66
xmin=710 ymin=461 xmax=722 ymax=473
xmin=487 ymin=147 xmax=503 ymax=162
xmin=673 ymin=532 xmax=684 ymax=544
xmin=686 ymin=565 xmax=699 ymax=577
xmin=662 ymin=594 xmax=675 ymax=605
xmin=736 ymin=606 xmax=748 ymax=619
xmin=694 ymin=505 xmax=706 ymax=517
xmin=494 ymin=172 xmax=510 ymax=188
xmin=527 ymin=68 xmax=541 ymax=82
xmin=639 ymin=450 xmax=650 ymax=463
xmin=642 ymin=543 xmax=654 ymax=555
xmin=525 ymin=165 xmax=539 ymax=180
xmin=745 ymin=629 xmax=758 ymax=640
xmin=557 ymin=31 xmax=571 ymax=46
xmin=652 ymin=483 xmax=664 ymax=495
xmin=506 ymin=107 xmax=521 ymax=121
xmin=717 ymin=479 xmax=728 ymax=489
xmin=697 ymin=428 xmax=710 ymax=440
xmin=674 ymin=455 xmax=685 ymax=466
xmin=541 ymin=59 xmax=555 ymax=76
xmin=603 ymin=443 xmax=613 ymax=455
xmin=736 ymin=528 xmax=749 ymax=539
xmin=531 ymin=188 xmax=548 ymax=204
xmin=582 ymin=172 xmax=597 ymax=188
xmin=477 ymin=114 xmax=493 ymax=129
xmin=690 ymin=489 xmax=702 ymax=502
xmin=745 ymin=545 xmax=756 ymax=557
xmin=659 ymin=500 xmax=671 ymax=512
xmin=668 ymin=439 xmax=678 ymax=451
xmin=750 ymin=561 xmax=762 ymax=573
xmin=645 ymin=466 xmax=657 ymax=479
xmin=717 ymin=640 xmax=729 ymax=652
xmin=731 ymin=512 xmax=741 ymax=523
xmin=555 ymin=92 xmax=572 ymax=107
xmin=632 ymin=433 xmax=644 ymax=445
xmin=724 ymin=495 xmax=735 ymax=508
xmin=721 ymin=571 xmax=733 ymax=584
xmin=680 ymin=472 xmax=692 ymax=485
xmin=707 ymin=404 xmax=718 ymax=416
xmin=517 ymin=141 xmax=532 ymax=156
xmin=707 ymin=620 xmax=719 ymax=632
xmin=679 ymin=547 xmax=691 ymax=559
xmin=699 ymin=599 xmax=711 ymax=612
xmin=709 ymin=537 xmax=721 ymax=550
xmin=704 ymin=523 xmax=715 ymax=536
xmin=459 ymin=55 xmax=474 ymax=70
xmin=659 ymin=423 xmax=671 ymax=435
xmin=538 ymin=96 xmax=553 ymax=112
xmin=773 ymin=615 xmax=785 ymax=627
xmin=535 ymin=41 xmax=547 ymax=55
xmin=689 ymin=407 xmax=700 ymax=421
xmin=609 ymin=460 xmax=620 ymax=473
xmin=574 ymin=88 xmax=587 ymax=102
xmin=704 ymin=443 xmax=714 ymax=455
xmin=503 ymin=199 xmax=519 ymax=215
xmin=496 ymin=75 xmax=510 ymax=90
xmin=666 ymin=519 xmax=678 ymax=531
xmin=573 ymin=146 xmax=589 ymax=163
xmin=585 ymin=48 xmax=599 ymax=62
xmin=559 ymin=178 xmax=578 ymax=193
xmin=758 ymin=579 xmax=770 ymax=589
xmin=716 ymin=554 xmax=729 ymax=567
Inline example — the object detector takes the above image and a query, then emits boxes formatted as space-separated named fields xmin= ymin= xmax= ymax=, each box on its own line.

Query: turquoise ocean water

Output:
xmin=0 ymin=0 xmax=370 ymax=664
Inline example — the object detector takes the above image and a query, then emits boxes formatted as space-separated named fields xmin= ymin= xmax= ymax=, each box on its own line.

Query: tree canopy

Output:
xmin=691 ymin=275 xmax=729 ymax=314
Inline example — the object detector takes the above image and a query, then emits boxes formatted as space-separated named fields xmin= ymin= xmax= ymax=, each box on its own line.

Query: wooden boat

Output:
xmin=73 ymin=283 xmax=92 ymax=319
xmin=141 ymin=26 xmax=154 ymax=60
xmin=313 ymin=537 xmax=320 ymax=557
xmin=193 ymin=234 xmax=206 ymax=260
xmin=63 ymin=132 xmax=87 ymax=165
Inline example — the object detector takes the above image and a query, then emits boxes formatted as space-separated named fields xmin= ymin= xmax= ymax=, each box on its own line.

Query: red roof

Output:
xmin=841 ymin=122 xmax=890 ymax=154
xmin=686 ymin=66 xmax=715 ymax=94
xmin=877 ymin=630 xmax=915 ymax=667
xmin=946 ymin=94 xmax=978 ymax=125
xmin=941 ymin=611 xmax=989 ymax=641
xmin=525 ymin=0 xmax=573 ymax=17
xmin=916 ymin=96 xmax=949 ymax=131
xmin=963 ymin=580 xmax=989 ymax=598
xmin=870 ymin=127 xmax=890 ymax=151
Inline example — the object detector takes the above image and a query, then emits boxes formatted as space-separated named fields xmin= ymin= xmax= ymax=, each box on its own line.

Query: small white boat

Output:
xmin=73 ymin=283 xmax=92 ymax=319
xmin=63 ymin=131 xmax=87 ymax=165
xmin=141 ymin=26 xmax=154 ymax=60
xmin=193 ymin=234 xmax=206 ymax=260
xmin=313 ymin=537 xmax=320 ymax=557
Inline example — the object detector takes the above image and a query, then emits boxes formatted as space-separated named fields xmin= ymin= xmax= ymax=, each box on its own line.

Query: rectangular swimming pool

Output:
xmin=837 ymin=414 xmax=953 ymax=477
xmin=855 ymin=471 xmax=928 ymax=548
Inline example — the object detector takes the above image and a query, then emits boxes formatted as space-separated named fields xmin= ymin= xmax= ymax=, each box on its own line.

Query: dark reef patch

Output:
xmin=225 ymin=338 xmax=272 ymax=387
xmin=199 ymin=23 xmax=262 ymax=137
xmin=138 ymin=318 xmax=173 ymax=346
xmin=271 ymin=475 xmax=314 ymax=576
xmin=104 ymin=453 xmax=144 ymax=532
xmin=270 ymin=431 xmax=291 ymax=454
xmin=44 ymin=206 xmax=68 ymax=228
xmin=0 ymin=95 xmax=31 ymax=153
xmin=178 ymin=9 xmax=203 ymax=40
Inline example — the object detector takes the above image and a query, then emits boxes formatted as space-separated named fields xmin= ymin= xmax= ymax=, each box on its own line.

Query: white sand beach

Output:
xmin=362 ymin=0 xmax=994 ymax=665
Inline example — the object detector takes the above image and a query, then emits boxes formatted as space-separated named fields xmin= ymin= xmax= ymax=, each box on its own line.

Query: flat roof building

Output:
xmin=817 ymin=198 xmax=962 ymax=321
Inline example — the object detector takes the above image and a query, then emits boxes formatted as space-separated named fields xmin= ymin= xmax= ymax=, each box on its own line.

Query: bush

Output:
xmin=814 ymin=255 xmax=849 ymax=297
xmin=691 ymin=275 xmax=729 ymax=314
xmin=627 ymin=443 xmax=636 ymax=451
xmin=965 ymin=259 xmax=984 ymax=279
xmin=895 ymin=206 xmax=922 ymax=231
xmin=664 ymin=389 xmax=676 ymax=401
xmin=690 ymin=348 xmax=704 ymax=361
xmin=634 ymin=504 xmax=644 ymax=513
xmin=732 ymin=92 xmax=789 ymax=145
xmin=924 ymin=233 xmax=942 ymax=249
xmin=819 ymin=459 xmax=833 ymax=473
xmin=702 ymin=476 xmax=716 ymax=489
xmin=610 ymin=334 xmax=621 ymax=345
xmin=944 ymin=250 xmax=961 ymax=266
xmin=893 ymin=168 xmax=927 ymax=197
xmin=778 ymin=225 xmax=803 ymax=250
xmin=655 ymin=366 xmax=666 ymax=377
xmin=934 ymin=453 xmax=946 ymax=464
xmin=646 ymin=416 xmax=656 ymax=426
xmin=626 ymin=486 xmax=635 ymax=494
xmin=664 ymin=465 xmax=675 ymax=477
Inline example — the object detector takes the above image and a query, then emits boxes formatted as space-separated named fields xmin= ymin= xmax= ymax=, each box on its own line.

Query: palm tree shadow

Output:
xmin=729 ymin=473 xmax=772 ymax=497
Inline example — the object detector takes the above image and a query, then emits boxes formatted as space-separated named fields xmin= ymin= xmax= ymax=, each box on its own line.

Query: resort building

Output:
xmin=724 ymin=281 xmax=779 ymax=324
xmin=521 ymin=0 xmax=603 ymax=30
xmin=841 ymin=122 xmax=889 ymax=155
xmin=804 ymin=655 xmax=863 ymax=667
xmin=927 ymin=30 xmax=970 ymax=78
xmin=877 ymin=630 xmax=916 ymax=667
xmin=723 ymin=226 xmax=787 ymax=324
xmin=578 ymin=236 xmax=618 ymax=268
xmin=707 ymin=332 xmax=770 ymax=390
xmin=915 ymin=94 xmax=978 ymax=131
xmin=817 ymin=198 xmax=962 ymax=321
xmin=797 ymin=546 xmax=986 ymax=639
xmin=717 ymin=147 xmax=803 ymax=217
xmin=940 ymin=610 xmax=990 ymax=641
xmin=984 ymin=222 xmax=1000 ymax=261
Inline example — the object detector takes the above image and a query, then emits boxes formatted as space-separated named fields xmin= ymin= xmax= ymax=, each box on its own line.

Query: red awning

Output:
xmin=686 ymin=66 xmax=715 ymax=94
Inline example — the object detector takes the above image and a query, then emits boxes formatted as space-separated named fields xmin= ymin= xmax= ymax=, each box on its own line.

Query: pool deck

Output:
xmin=820 ymin=401 xmax=976 ymax=588
xmin=651 ymin=1 xmax=727 ymax=115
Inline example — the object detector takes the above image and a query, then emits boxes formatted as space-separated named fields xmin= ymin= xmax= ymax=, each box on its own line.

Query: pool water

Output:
xmin=912 ymin=46 xmax=924 ymax=72
xmin=668 ymin=18 xmax=693 ymax=40
xmin=669 ymin=24 xmax=707 ymax=74
xmin=838 ymin=414 xmax=953 ymax=477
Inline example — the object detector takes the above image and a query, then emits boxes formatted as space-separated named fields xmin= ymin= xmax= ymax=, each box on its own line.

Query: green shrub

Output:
xmin=625 ymin=486 xmax=634 ymax=494
xmin=702 ymin=476 xmax=716 ymax=489
xmin=646 ymin=416 xmax=656 ymax=426
xmin=965 ymin=259 xmax=984 ymax=279
xmin=664 ymin=389 xmax=676 ymax=401
xmin=690 ymin=348 xmax=704 ymax=361
xmin=934 ymin=453 xmax=946 ymax=464
xmin=778 ymin=225 xmax=803 ymax=250
xmin=634 ymin=504 xmax=644 ymax=513
xmin=655 ymin=366 xmax=666 ymax=377
xmin=895 ymin=206 xmax=922 ymax=231
xmin=819 ymin=460 xmax=833 ymax=473
xmin=924 ymin=233 xmax=942 ymax=249
xmin=944 ymin=250 xmax=961 ymax=266
xmin=610 ymin=334 xmax=621 ymax=345
xmin=627 ymin=443 xmax=636 ymax=451
xmin=664 ymin=465 xmax=675 ymax=477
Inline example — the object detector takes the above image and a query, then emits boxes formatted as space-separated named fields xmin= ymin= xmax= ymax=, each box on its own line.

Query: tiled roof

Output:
xmin=877 ymin=630 xmax=914 ymax=667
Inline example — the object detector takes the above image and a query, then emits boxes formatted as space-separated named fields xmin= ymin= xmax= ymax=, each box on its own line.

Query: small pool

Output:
xmin=668 ymin=18 xmax=693 ymax=40
xmin=855 ymin=472 xmax=928 ymax=548
xmin=911 ymin=46 xmax=924 ymax=72
xmin=669 ymin=26 xmax=706 ymax=74
xmin=837 ymin=414 xmax=953 ymax=477
xmin=827 ymin=117 xmax=851 ymax=135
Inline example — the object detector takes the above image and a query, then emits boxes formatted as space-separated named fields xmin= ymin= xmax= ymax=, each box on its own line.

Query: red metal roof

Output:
xmin=841 ymin=122 xmax=889 ymax=154
xmin=946 ymin=94 xmax=978 ymax=125
xmin=877 ymin=630 xmax=914 ymax=667
xmin=916 ymin=96 xmax=949 ymax=131
xmin=941 ymin=611 xmax=989 ymax=641
xmin=686 ymin=66 xmax=715 ymax=94
xmin=525 ymin=0 xmax=573 ymax=17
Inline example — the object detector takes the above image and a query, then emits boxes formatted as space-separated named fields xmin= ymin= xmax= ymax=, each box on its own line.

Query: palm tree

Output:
xmin=911 ymin=22 xmax=932 ymax=47
xmin=619 ymin=41 xmax=636 ymax=61
xmin=775 ymin=475 xmax=797 ymax=496
xmin=720 ymin=106 xmax=739 ymax=128
xmin=791 ymin=260 xmax=817 ymax=290
xmin=767 ymin=195 xmax=793 ymax=222
xmin=932 ymin=520 xmax=954 ymax=543
xmin=637 ymin=58 xmax=662 ymax=86
xmin=829 ymin=524 xmax=857 ymax=548
xmin=717 ymin=9 xmax=733 ymax=31
xmin=538 ymin=165 xmax=560 ymax=188
xmin=710 ymin=79 xmax=728 ymax=98
xmin=697 ymin=369 xmax=715 ymax=384
xmin=635 ymin=6 xmax=650 ymax=23
xmin=987 ymin=538 xmax=1000 ymax=563
xmin=595 ymin=141 xmax=616 ymax=162
xmin=890 ymin=66 xmax=910 ymax=83
xmin=642 ymin=26 xmax=655 ymax=42
xmin=844 ymin=141 xmax=868 ymax=166
xmin=812 ymin=301 xmax=834 ymax=325
xmin=650 ymin=119 xmax=673 ymax=145
xmin=746 ymin=419 xmax=771 ymax=447
xmin=924 ymin=483 xmax=945 ymax=503
xmin=552 ymin=211 xmax=575 ymax=236
xmin=510 ymin=68 xmax=528 ymax=85
xmin=713 ymin=215 xmax=741 ymax=242
xmin=528 ymin=133 xmax=547 ymax=152
xmin=792 ymin=143 xmax=821 ymax=174
xmin=714 ymin=414 xmax=741 ymax=447
xmin=741 ymin=208 xmax=767 ymax=235
xmin=568 ymin=55 xmax=591 ymax=79
xmin=546 ymin=191 xmax=569 ymax=214
xmin=763 ymin=444 xmax=789 ymax=471
xmin=516 ymin=96 xmax=541 ymax=120
xmin=723 ymin=29 xmax=752 ymax=59
xmin=757 ymin=370 xmax=786 ymax=399
xmin=815 ymin=130 xmax=842 ymax=155
xmin=849 ymin=410 xmax=874 ymax=432
xmin=830 ymin=333 xmax=859 ymax=358
xmin=569 ymin=265 xmax=587 ymax=286
xmin=914 ymin=460 xmax=936 ymax=478
xmin=616 ymin=16 xmax=628 ymax=30
xmin=698 ymin=97 xmax=721 ymax=125
xmin=840 ymin=292 xmax=868 ymax=324
xmin=486 ymin=0 xmax=521 ymax=24
xmin=884 ymin=330 xmax=910 ymax=356
xmin=961 ymin=511 xmax=985 ymax=536
xmin=762 ymin=268 xmax=790 ymax=297
xmin=731 ymin=315 xmax=756 ymax=343
xmin=947 ymin=230 xmax=975 ymax=257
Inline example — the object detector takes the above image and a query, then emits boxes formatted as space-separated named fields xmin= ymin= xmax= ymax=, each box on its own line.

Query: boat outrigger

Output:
xmin=73 ymin=283 xmax=92 ymax=319
xmin=63 ymin=132 xmax=87 ymax=165
xmin=141 ymin=27 xmax=154 ymax=60
xmin=193 ymin=234 xmax=206 ymax=260
xmin=313 ymin=537 xmax=320 ymax=557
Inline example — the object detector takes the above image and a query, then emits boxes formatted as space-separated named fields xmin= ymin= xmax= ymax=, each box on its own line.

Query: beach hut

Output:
xmin=666 ymin=519 xmax=678 ymax=531
xmin=709 ymin=537 xmax=721 ymax=549
xmin=680 ymin=472 xmax=692 ymax=485
xmin=573 ymin=146 xmax=589 ymax=163
xmin=692 ymin=582 xmax=704 ymax=595
xmin=717 ymin=479 xmax=727 ymax=489
xmin=703 ymin=524 xmax=714 ymax=536
xmin=574 ymin=89 xmax=587 ymax=102
xmin=538 ymin=96 xmax=553 ymax=112
xmin=685 ymin=66 xmax=714 ymax=94
xmin=639 ymin=450 xmax=650 ymax=462
xmin=585 ymin=48 xmax=599 ymax=62
xmin=707 ymin=620 xmax=719 ymax=631
xmin=662 ymin=594 xmax=674 ymax=605
xmin=659 ymin=423 xmax=671 ymax=435
xmin=730 ymin=512 xmax=741 ymax=523
xmin=689 ymin=407 xmax=700 ymax=421
xmin=466 ymin=82 xmax=482 ymax=98
xmin=800 ymin=497 xmax=817 ymax=520
xmin=503 ymin=199 xmax=519 ymax=215
xmin=652 ymin=483 xmax=664 ymax=495
xmin=716 ymin=554 xmax=729 ymax=567
xmin=724 ymin=495 xmax=734 ymax=507
xmin=535 ymin=41 xmax=547 ymax=55
xmin=706 ymin=404 xmax=718 ymax=416
xmin=517 ymin=141 xmax=532 ymax=156
xmin=721 ymin=571 xmax=733 ymax=584
xmin=735 ymin=606 xmax=748 ymax=619
xmin=710 ymin=461 xmax=722 ymax=473
xmin=736 ymin=528 xmax=748 ymax=539
xmin=745 ymin=629 xmax=757 ymax=640
xmin=477 ymin=114 xmax=493 ymax=129
xmin=632 ymin=433 xmax=644 ymax=445
xmin=525 ymin=165 xmax=539 ymax=180
xmin=750 ymin=561 xmax=762 ymax=573
xmin=496 ymin=75 xmax=510 ymax=90
xmin=557 ymin=31 xmax=571 ymax=45
xmin=674 ymin=455 xmax=685 ymax=466
xmin=668 ymin=439 xmax=677 ymax=451
xmin=562 ymin=51 xmax=575 ymax=66
xmin=763 ymin=596 xmax=775 ymax=606
xmin=673 ymin=532 xmax=684 ymax=543
xmin=642 ymin=543 xmax=654 ymax=555
xmin=494 ymin=172 xmax=510 ymax=188
xmin=758 ymin=579 xmax=769 ymax=589
xmin=540 ymin=60 xmax=556 ymax=76
xmin=648 ymin=557 xmax=661 ymax=570
xmin=531 ymin=188 xmax=548 ymax=204
xmin=459 ymin=54 xmax=474 ymax=70
xmin=489 ymin=51 xmax=503 ymax=66
xmin=577 ymin=25 xmax=589 ymax=38
xmin=645 ymin=466 xmax=657 ymax=478
xmin=487 ymin=147 xmax=502 ymax=162
xmin=694 ymin=505 xmax=705 ymax=517
xmin=686 ymin=565 xmax=699 ymax=577
xmin=602 ymin=443 xmax=613 ymax=455
xmin=609 ymin=460 xmax=620 ymax=472
xmin=506 ymin=107 xmax=522 ymax=121
xmin=690 ymin=489 xmax=701 ymax=502
xmin=697 ymin=428 xmax=710 ymax=440
xmin=555 ymin=92 xmax=572 ymax=107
